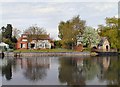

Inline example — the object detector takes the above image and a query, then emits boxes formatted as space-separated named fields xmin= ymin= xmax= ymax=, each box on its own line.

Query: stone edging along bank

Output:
xmin=5 ymin=52 xmax=91 ymax=57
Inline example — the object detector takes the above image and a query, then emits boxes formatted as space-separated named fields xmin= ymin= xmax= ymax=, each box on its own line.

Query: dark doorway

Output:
xmin=106 ymin=45 xmax=109 ymax=51
xmin=20 ymin=44 xmax=23 ymax=48
xmin=31 ymin=44 xmax=35 ymax=48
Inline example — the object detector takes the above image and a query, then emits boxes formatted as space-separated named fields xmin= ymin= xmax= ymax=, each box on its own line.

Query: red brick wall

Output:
xmin=16 ymin=41 xmax=28 ymax=49
xmin=74 ymin=44 xmax=83 ymax=52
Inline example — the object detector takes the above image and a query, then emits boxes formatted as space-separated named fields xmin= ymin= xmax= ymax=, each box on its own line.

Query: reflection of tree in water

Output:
xmin=58 ymin=57 xmax=99 ymax=85
xmin=23 ymin=58 xmax=48 ymax=81
xmin=62 ymin=55 xmax=120 ymax=86
xmin=0 ymin=59 xmax=2 ymax=75
xmin=2 ymin=59 xmax=12 ymax=80
xmin=97 ymin=56 xmax=120 ymax=85
xmin=58 ymin=58 xmax=77 ymax=84
xmin=82 ymin=58 xmax=99 ymax=81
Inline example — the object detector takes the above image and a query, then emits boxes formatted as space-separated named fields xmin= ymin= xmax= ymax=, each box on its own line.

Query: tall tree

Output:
xmin=3 ymin=24 xmax=13 ymax=39
xmin=98 ymin=17 xmax=120 ymax=50
xmin=58 ymin=15 xmax=86 ymax=49
xmin=82 ymin=26 xmax=100 ymax=48
xmin=1 ymin=24 xmax=17 ymax=49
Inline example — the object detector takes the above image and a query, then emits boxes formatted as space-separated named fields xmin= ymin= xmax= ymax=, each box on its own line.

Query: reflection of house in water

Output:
xmin=26 ymin=57 xmax=50 ymax=68
xmin=71 ymin=58 xmax=85 ymax=85
xmin=97 ymin=57 xmax=110 ymax=79
xmin=72 ymin=58 xmax=84 ymax=72
xmin=59 ymin=57 xmax=86 ymax=85
xmin=16 ymin=57 xmax=51 ymax=69
xmin=102 ymin=57 xmax=110 ymax=71
xmin=15 ymin=57 xmax=51 ymax=81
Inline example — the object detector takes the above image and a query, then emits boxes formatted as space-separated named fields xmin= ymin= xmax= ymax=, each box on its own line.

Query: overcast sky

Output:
xmin=0 ymin=0 xmax=119 ymax=40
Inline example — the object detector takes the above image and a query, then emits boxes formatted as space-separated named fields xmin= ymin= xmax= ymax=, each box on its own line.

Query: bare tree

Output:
xmin=24 ymin=25 xmax=47 ymax=35
xmin=12 ymin=28 xmax=21 ymax=39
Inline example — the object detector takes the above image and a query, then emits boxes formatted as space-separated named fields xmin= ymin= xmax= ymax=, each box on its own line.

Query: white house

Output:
xmin=29 ymin=39 xmax=51 ymax=49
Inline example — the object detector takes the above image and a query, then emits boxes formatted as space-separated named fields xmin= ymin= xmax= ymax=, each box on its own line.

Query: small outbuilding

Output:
xmin=0 ymin=42 xmax=9 ymax=51
xmin=97 ymin=37 xmax=110 ymax=52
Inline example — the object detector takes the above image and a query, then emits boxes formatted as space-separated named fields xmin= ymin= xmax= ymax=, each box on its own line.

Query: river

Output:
xmin=0 ymin=55 xmax=120 ymax=86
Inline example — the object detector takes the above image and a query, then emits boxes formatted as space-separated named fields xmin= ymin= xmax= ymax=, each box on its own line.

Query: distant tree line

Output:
xmin=1 ymin=16 xmax=120 ymax=51
xmin=58 ymin=15 xmax=120 ymax=51
xmin=58 ymin=15 xmax=100 ymax=49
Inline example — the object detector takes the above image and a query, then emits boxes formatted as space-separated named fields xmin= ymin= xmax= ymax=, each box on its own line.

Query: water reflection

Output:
xmin=23 ymin=58 xmax=50 ymax=81
xmin=58 ymin=56 xmax=120 ymax=85
xmin=58 ymin=57 xmax=99 ymax=85
xmin=2 ymin=59 xmax=12 ymax=80
xmin=97 ymin=56 xmax=111 ymax=81
xmin=1 ymin=55 xmax=120 ymax=85
xmin=1 ymin=57 xmax=50 ymax=82
xmin=97 ymin=56 xmax=120 ymax=85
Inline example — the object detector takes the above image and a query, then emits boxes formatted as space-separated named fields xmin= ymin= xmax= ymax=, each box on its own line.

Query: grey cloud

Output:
xmin=1 ymin=2 xmax=118 ymax=40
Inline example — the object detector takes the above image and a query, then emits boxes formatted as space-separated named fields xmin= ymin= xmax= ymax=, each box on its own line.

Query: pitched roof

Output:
xmin=28 ymin=34 xmax=50 ymax=40
xmin=98 ymin=37 xmax=108 ymax=46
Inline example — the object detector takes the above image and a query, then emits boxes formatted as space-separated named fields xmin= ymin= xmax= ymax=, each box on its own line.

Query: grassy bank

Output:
xmin=14 ymin=49 xmax=77 ymax=52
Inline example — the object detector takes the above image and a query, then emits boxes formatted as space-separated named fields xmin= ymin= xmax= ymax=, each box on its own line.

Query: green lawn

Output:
xmin=14 ymin=48 xmax=77 ymax=52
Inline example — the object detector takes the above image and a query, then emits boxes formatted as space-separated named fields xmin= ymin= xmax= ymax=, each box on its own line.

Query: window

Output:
xmin=20 ymin=44 xmax=23 ymax=48
xmin=22 ymin=39 xmax=27 ymax=42
xmin=23 ymin=35 xmax=27 ymax=38
xmin=23 ymin=44 xmax=26 ymax=48
xmin=31 ymin=44 xmax=35 ymax=48
xmin=21 ymin=43 xmax=26 ymax=48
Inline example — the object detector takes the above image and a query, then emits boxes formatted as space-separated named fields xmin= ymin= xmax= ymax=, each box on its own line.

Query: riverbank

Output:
xmin=4 ymin=52 xmax=91 ymax=57
xmin=3 ymin=52 xmax=120 ymax=58
xmin=14 ymin=49 xmax=77 ymax=52
xmin=7 ymin=49 xmax=90 ymax=57
xmin=96 ymin=51 xmax=119 ymax=56
xmin=3 ymin=49 xmax=120 ymax=58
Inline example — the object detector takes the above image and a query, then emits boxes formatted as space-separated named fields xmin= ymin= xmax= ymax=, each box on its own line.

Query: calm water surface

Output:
xmin=0 ymin=55 xmax=120 ymax=85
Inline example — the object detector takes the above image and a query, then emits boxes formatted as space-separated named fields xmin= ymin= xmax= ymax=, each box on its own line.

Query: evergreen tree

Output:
xmin=2 ymin=24 xmax=12 ymax=39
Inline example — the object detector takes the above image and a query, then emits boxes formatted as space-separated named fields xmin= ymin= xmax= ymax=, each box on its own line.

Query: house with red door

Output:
xmin=16 ymin=34 xmax=54 ymax=49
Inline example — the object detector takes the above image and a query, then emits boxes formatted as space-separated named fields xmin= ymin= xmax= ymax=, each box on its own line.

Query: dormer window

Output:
xmin=23 ymin=35 xmax=27 ymax=38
